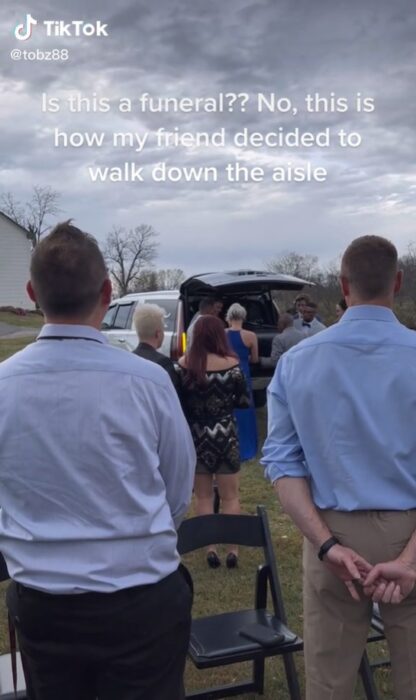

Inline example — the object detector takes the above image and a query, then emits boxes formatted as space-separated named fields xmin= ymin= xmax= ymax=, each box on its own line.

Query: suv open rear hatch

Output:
xmin=180 ymin=269 xmax=311 ymax=325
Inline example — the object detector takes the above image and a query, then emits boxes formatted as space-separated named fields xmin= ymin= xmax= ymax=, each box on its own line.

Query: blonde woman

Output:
xmin=225 ymin=303 xmax=259 ymax=460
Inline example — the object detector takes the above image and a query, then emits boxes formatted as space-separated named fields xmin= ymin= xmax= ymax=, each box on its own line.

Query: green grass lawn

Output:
xmin=0 ymin=337 xmax=36 ymax=361
xmin=0 ymin=343 xmax=395 ymax=698
xmin=0 ymin=311 xmax=44 ymax=329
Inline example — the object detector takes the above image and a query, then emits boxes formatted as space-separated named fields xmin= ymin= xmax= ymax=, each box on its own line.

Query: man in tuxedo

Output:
xmin=133 ymin=303 xmax=180 ymax=391
xmin=292 ymin=293 xmax=312 ymax=319
xmin=294 ymin=301 xmax=326 ymax=336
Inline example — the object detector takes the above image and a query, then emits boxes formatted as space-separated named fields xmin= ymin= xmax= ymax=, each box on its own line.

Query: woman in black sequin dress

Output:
xmin=176 ymin=315 xmax=250 ymax=568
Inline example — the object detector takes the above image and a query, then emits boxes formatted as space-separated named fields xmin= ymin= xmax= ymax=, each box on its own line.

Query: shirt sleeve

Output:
xmin=270 ymin=335 xmax=284 ymax=364
xmin=156 ymin=381 xmax=196 ymax=528
xmin=261 ymin=359 xmax=308 ymax=483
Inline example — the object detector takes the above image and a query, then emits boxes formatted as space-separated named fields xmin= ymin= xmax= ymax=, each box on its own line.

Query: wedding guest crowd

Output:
xmin=1 ymin=223 xmax=414 ymax=700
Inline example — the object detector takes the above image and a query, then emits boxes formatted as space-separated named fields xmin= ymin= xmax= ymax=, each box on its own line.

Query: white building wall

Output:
xmin=0 ymin=216 xmax=33 ymax=308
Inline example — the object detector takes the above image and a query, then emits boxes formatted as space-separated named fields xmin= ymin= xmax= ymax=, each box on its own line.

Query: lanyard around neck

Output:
xmin=37 ymin=335 xmax=102 ymax=343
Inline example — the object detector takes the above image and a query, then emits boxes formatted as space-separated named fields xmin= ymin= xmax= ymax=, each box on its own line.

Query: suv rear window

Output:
xmin=113 ymin=303 xmax=134 ymax=329
xmin=239 ymin=293 xmax=277 ymax=327
xmin=143 ymin=298 xmax=177 ymax=332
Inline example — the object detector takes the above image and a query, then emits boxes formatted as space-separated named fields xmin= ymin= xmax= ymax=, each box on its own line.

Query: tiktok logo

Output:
xmin=14 ymin=14 xmax=38 ymax=41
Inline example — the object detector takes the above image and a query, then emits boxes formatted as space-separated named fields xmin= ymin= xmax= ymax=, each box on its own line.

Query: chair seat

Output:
xmin=189 ymin=608 xmax=302 ymax=668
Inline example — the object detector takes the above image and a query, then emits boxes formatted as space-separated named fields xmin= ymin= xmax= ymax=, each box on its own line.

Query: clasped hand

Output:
xmin=324 ymin=544 xmax=416 ymax=603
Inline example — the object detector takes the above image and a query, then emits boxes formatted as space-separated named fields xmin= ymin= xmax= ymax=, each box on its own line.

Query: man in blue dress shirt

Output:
xmin=262 ymin=235 xmax=416 ymax=700
xmin=0 ymin=222 xmax=196 ymax=700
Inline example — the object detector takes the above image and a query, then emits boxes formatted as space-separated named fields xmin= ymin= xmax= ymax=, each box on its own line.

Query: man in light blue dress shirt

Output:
xmin=0 ymin=222 xmax=196 ymax=700
xmin=262 ymin=235 xmax=416 ymax=700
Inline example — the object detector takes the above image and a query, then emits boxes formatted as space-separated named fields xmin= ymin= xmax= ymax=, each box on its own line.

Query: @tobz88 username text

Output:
xmin=10 ymin=48 xmax=69 ymax=61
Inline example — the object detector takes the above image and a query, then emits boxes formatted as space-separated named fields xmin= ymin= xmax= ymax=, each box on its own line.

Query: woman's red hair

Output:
xmin=184 ymin=315 xmax=237 ymax=386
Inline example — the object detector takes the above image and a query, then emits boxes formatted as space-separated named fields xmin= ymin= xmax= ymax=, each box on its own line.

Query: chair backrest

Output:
xmin=177 ymin=505 xmax=288 ymax=624
xmin=177 ymin=512 xmax=265 ymax=553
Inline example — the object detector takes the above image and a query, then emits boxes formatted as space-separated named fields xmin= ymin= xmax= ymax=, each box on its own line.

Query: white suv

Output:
xmin=102 ymin=270 xmax=311 ymax=405
xmin=101 ymin=289 xmax=179 ymax=355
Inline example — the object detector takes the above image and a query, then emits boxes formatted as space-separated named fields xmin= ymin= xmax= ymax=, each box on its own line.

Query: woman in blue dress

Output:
xmin=225 ymin=303 xmax=259 ymax=460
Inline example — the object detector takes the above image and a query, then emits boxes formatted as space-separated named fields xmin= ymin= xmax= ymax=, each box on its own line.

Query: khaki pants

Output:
xmin=303 ymin=510 xmax=416 ymax=700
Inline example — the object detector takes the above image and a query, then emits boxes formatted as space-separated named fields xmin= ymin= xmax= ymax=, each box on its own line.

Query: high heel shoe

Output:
xmin=207 ymin=551 xmax=221 ymax=569
xmin=226 ymin=553 xmax=238 ymax=569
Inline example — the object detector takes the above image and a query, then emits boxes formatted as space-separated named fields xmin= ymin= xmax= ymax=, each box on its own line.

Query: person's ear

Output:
xmin=26 ymin=280 xmax=37 ymax=303
xmin=394 ymin=270 xmax=403 ymax=295
xmin=101 ymin=278 xmax=112 ymax=306
xmin=339 ymin=275 xmax=349 ymax=299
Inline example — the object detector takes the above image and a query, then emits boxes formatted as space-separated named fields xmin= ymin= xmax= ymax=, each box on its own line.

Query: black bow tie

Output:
xmin=302 ymin=322 xmax=311 ymax=327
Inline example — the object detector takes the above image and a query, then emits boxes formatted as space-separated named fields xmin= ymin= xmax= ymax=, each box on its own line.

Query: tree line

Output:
xmin=2 ymin=187 xmax=415 ymax=326
xmin=267 ymin=251 xmax=416 ymax=327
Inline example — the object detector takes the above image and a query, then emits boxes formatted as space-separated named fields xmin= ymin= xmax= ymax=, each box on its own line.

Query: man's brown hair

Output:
xmin=341 ymin=235 xmax=398 ymax=300
xmin=294 ymin=293 xmax=311 ymax=304
xmin=30 ymin=221 xmax=107 ymax=317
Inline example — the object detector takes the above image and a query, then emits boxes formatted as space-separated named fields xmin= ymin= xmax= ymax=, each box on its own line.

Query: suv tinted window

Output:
xmin=242 ymin=293 xmax=277 ymax=326
xmin=113 ymin=303 xmax=134 ymax=329
xmin=143 ymin=298 xmax=177 ymax=332
xmin=102 ymin=304 xmax=117 ymax=329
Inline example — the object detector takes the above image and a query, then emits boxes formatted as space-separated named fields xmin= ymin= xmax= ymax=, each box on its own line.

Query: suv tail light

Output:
xmin=171 ymin=300 xmax=185 ymax=360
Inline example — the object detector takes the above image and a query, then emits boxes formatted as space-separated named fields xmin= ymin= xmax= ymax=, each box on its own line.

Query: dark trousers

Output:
xmin=7 ymin=568 xmax=192 ymax=700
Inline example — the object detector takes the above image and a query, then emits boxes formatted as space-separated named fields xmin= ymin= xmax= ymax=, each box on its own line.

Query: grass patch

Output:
xmin=0 ymin=345 xmax=394 ymax=698
xmin=0 ymin=311 xmax=44 ymax=328
xmin=0 ymin=337 xmax=36 ymax=361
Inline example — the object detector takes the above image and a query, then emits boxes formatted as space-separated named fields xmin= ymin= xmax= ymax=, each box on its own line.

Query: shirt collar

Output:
xmin=339 ymin=305 xmax=399 ymax=324
xmin=37 ymin=324 xmax=108 ymax=344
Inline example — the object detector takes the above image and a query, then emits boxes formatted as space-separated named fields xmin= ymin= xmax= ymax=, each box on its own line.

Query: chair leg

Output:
xmin=282 ymin=653 xmax=302 ymax=700
xmin=252 ymin=656 xmax=265 ymax=694
xmin=213 ymin=484 xmax=220 ymax=514
xmin=359 ymin=651 xmax=380 ymax=700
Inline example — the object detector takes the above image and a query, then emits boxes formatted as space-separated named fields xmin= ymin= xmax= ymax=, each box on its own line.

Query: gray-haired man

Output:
xmin=262 ymin=313 xmax=304 ymax=368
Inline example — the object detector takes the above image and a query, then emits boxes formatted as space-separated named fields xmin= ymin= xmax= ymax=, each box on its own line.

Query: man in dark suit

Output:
xmin=133 ymin=303 xmax=180 ymax=391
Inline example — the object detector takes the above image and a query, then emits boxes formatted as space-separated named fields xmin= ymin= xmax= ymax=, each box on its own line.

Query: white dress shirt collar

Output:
xmin=38 ymin=323 xmax=108 ymax=344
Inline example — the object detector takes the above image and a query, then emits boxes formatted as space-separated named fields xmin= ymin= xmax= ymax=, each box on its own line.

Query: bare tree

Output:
xmin=1 ymin=186 xmax=61 ymax=246
xmin=266 ymin=252 xmax=321 ymax=281
xmin=102 ymin=225 xmax=159 ymax=296
xmin=133 ymin=269 xmax=160 ymax=292
xmin=156 ymin=268 xmax=185 ymax=290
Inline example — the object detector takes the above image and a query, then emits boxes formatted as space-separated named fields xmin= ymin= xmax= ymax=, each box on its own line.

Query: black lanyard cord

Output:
xmin=37 ymin=336 xmax=102 ymax=343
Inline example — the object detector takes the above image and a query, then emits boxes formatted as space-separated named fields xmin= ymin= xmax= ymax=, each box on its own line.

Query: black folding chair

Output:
xmin=0 ymin=554 xmax=26 ymax=699
xmin=177 ymin=505 xmax=303 ymax=700
xmin=359 ymin=604 xmax=390 ymax=700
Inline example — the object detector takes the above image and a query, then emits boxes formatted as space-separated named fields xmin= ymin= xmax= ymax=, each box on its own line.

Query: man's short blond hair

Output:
xmin=133 ymin=304 xmax=165 ymax=340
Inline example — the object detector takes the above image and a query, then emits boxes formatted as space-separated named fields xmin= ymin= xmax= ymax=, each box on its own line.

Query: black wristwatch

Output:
xmin=318 ymin=536 xmax=340 ymax=561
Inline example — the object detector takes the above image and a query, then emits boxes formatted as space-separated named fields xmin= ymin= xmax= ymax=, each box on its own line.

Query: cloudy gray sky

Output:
xmin=1 ymin=0 xmax=415 ymax=274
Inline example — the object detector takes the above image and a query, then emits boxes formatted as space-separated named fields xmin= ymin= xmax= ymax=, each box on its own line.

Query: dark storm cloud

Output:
xmin=1 ymin=0 xmax=415 ymax=271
